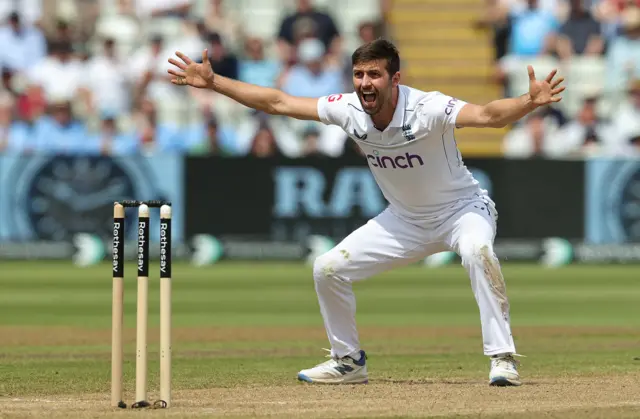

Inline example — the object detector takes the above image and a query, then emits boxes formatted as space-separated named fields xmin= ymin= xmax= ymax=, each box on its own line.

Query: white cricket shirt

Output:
xmin=317 ymin=85 xmax=487 ymax=222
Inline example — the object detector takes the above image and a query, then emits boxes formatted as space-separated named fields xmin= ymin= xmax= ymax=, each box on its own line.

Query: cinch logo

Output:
xmin=366 ymin=150 xmax=424 ymax=169
xmin=445 ymin=97 xmax=458 ymax=115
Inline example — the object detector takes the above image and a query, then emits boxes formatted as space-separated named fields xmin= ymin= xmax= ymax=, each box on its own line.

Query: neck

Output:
xmin=371 ymin=86 xmax=398 ymax=131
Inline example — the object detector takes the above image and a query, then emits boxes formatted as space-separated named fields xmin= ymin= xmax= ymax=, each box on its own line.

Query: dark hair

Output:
xmin=351 ymin=39 xmax=400 ymax=77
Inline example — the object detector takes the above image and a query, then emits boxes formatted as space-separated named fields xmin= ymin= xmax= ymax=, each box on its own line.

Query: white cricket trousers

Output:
xmin=312 ymin=197 xmax=516 ymax=358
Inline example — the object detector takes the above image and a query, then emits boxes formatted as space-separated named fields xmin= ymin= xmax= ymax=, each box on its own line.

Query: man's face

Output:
xmin=102 ymin=119 xmax=117 ymax=135
xmin=9 ymin=16 xmax=19 ymax=31
xmin=359 ymin=24 xmax=376 ymax=43
xmin=570 ymin=0 xmax=583 ymax=12
xmin=210 ymin=41 xmax=224 ymax=60
xmin=51 ymin=104 xmax=71 ymax=125
xmin=297 ymin=0 xmax=312 ymax=12
xmin=578 ymin=100 xmax=597 ymax=125
xmin=245 ymin=38 xmax=263 ymax=60
xmin=352 ymin=59 xmax=398 ymax=115
xmin=104 ymin=40 xmax=116 ymax=58
xmin=151 ymin=39 xmax=163 ymax=55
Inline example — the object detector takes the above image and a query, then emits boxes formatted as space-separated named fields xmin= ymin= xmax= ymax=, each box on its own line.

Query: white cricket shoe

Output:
xmin=297 ymin=349 xmax=368 ymax=384
xmin=489 ymin=353 xmax=523 ymax=386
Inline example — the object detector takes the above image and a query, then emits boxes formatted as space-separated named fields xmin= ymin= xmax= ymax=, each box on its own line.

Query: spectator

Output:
xmin=166 ymin=17 xmax=207 ymax=60
xmin=475 ymin=0 xmax=512 ymax=63
xmin=556 ymin=0 xmax=605 ymax=60
xmin=476 ymin=0 xmax=564 ymax=61
xmin=79 ymin=38 xmax=131 ymax=118
xmin=39 ymin=99 xmax=93 ymax=154
xmin=129 ymin=34 xmax=175 ymax=104
xmin=26 ymin=40 xmax=84 ymax=103
xmin=0 ymin=11 xmax=46 ymax=74
xmin=299 ymin=125 xmax=325 ymax=157
xmin=553 ymin=94 xmax=616 ymax=155
xmin=279 ymin=38 xmax=347 ymax=157
xmin=8 ymin=86 xmax=47 ymax=154
xmin=630 ymin=131 xmax=640 ymax=154
xmin=40 ymin=0 xmax=100 ymax=46
xmin=249 ymin=122 xmax=283 ymax=158
xmin=502 ymin=107 xmax=562 ymax=158
xmin=203 ymin=0 xmax=243 ymax=52
xmin=595 ymin=0 xmax=640 ymax=25
xmin=16 ymin=83 xmax=46 ymax=123
xmin=1 ymin=68 xmax=16 ymax=96
xmin=282 ymin=38 xmax=345 ymax=156
xmin=496 ymin=0 xmax=560 ymax=88
xmin=0 ymin=1 xmax=41 ymax=28
xmin=202 ymin=32 xmax=238 ymax=80
xmin=238 ymin=37 xmax=281 ymax=88
xmin=135 ymin=0 xmax=192 ymax=18
xmin=605 ymin=6 xmax=640 ymax=94
xmin=611 ymin=78 xmax=640 ymax=144
xmin=342 ymin=21 xmax=381 ymax=84
xmin=46 ymin=19 xmax=76 ymax=45
xmin=236 ymin=110 xmax=299 ymax=157
xmin=281 ymin=38 xmax=343 ymax=98
xmin=188 ymin=115 xmax=237 ymax=156
xmin=508 ymin=0 xmax=560 ymax=57
xmin=508 ymin=0 xmax=565 ymax=16
xmin=276 ymin=0 xmax=341 ymax=65
xmin=96 ymin=114 xmax=138 ymax=156
xmin=0 ymin=92 xmax=13 ymax=152
xmin=134 ymin=97 xmax=181 ymax=154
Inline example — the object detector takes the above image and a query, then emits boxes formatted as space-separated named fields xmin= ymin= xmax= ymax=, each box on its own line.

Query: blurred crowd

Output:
xmin=479 ymin=0 xmax=640 ymax=157
xmin=0 ymin=0 xmax=638 ymax=159
xmin=0 ymin=0 xmax=387 ymax=157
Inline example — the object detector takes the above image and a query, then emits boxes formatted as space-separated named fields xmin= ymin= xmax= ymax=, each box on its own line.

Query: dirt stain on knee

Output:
xmin=478 ymin=245 xmax=510 ymax=321
xmin=322 ymin=264 xmax=336 ymax=277
xmin=339 ymin=249 xmax=350 ymax=260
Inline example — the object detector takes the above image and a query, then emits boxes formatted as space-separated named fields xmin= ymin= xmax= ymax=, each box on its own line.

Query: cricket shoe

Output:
xmin=297 ymin=349 xmax=368 ymax=384
xmin=489 ymin=353 xmax=523 ymax=386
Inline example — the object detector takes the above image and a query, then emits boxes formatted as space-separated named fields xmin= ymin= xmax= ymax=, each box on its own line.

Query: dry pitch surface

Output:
xmin=0 ymin=262 xmax=638 ymax=418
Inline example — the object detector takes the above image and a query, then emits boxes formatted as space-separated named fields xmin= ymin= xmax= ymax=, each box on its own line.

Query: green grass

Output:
xmin=0 ymin=261 xmax=638 ymax=418
xmin=1 ymin=262 xmax=638 ymax=328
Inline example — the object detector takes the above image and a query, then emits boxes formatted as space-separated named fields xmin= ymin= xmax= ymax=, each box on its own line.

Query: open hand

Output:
xmin=168 ymin=50 xmax=215 ymax=89
xmin=528 ymin=65 xmax=565 ymax=107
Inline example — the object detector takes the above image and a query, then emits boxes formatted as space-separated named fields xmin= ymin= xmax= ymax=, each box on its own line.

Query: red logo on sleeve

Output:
xmin=328 ymin=94 xmax=343 ymax=103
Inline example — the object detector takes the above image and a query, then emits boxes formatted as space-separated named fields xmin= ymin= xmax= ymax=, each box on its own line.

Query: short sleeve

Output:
xmin=317 ymin=93 xmax=351 ymax=129
xmin=419 ymin=91 xmax=468 ymax=132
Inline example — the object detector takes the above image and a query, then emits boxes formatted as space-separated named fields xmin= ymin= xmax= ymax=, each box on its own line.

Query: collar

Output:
xmin=388 ymin=85 xmax=407 ymax=128
xmin=371 ymin=85 xmax=406 ymax=131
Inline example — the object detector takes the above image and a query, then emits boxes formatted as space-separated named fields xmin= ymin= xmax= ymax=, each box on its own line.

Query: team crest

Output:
xmin=402 ymin=124 xmax=415 ymax=141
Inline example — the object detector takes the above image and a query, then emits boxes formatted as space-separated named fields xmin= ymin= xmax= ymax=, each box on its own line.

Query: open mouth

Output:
xmin=362 ymin=92 xmax=376 ymax=104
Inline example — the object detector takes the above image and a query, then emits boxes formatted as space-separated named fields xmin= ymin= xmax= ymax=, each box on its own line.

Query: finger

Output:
xmin=551 ymin=77 xmax=564 ymax=89
xmin=168 ymin=69 xmax=186 ymax=78
xmin=551 ymin=96 xmax=562 ymax=102
xmin=202 ymin=49 xmax=208 ymax=64
xmin=527 ymin=65 xmax=536 ymax=81
xmin=551 ymin=86 xmax=566 ymax=95
xmin=545 ymin=69 xmax=558 ymax=83
xmin=168 ymin=58 xmax=187 ymax=70
xmin=176 ymin=51 xmax=192 ymax=65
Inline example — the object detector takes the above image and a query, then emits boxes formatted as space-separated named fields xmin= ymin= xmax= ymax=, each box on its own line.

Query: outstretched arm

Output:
xmin=168 ymin=50 xmax=321 ymax=121
xmin=456 ymin=65 xmax=565 ymax=128
xmin=211 ymin=74 xmax=321 ymax=121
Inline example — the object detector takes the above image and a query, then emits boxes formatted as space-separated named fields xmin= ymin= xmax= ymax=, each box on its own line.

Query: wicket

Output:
xmin=112 ymin=200 xmax=172 ymax=409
